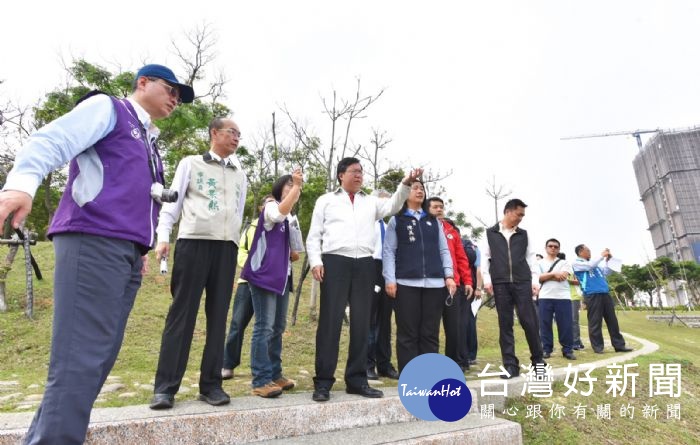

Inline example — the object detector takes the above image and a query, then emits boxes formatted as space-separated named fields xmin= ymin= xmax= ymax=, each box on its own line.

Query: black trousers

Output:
xmin=442 ymin=288 xmax=463 ymax=366
xmin=463 ymin=295 xmax=478 ymax=361
xmin=154 ymin=239 xmax=237 ymax=395
xmin=586 ymin=293 xmax=626 ymax=352
xmin=493 ymin=282 xmax=543 ymax=368
xmin=394 ymin=285 xmax=445 ymax=373
xmin=314 ymin=254 xmax=375 ymax=390
xmin=368 ymin=259 xmax=394 ymax=372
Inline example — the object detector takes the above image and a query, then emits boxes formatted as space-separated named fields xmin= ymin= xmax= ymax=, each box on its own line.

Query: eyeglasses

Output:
xmin=148 ymin=77 xmax=181 ymax=104
xmin=345 ymin=168 xmax=364 ymax=176
xmin=546 ymin=245 xmax=560 ymax=249
xmin=219 ymin=128 xmax=241 ymax=138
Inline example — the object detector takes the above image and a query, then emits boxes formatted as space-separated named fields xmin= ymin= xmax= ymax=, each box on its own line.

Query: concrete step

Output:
xmin=1 ymin=386 xmax=501 ymax=444
xmin=257 ymin=413 xmax=521 ymax=445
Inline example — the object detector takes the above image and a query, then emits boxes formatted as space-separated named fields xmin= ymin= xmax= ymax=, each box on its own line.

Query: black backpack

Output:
xmin=462 ymin=238 xmax=478 ymax=287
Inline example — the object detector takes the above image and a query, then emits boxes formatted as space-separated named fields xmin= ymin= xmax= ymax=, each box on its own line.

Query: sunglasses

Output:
xmin=147 ymin=77 xmax=182 ymax=104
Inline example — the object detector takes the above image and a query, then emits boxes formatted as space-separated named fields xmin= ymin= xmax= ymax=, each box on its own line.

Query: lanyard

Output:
xmin=120 ymin=100 xmax=163 ymax=185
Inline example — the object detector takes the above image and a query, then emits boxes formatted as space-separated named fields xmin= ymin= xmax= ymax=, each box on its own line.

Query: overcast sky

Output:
xmin=3 ymin=1 xmax=700 ymax=264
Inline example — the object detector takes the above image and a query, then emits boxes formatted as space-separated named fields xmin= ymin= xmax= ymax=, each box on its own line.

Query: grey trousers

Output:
xmin=24 ymin=234 xmax=143 ymax=445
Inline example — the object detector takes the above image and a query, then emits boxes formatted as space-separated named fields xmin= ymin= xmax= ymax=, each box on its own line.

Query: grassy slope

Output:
xmin=1 ymin=242 xmax=698 ymax=444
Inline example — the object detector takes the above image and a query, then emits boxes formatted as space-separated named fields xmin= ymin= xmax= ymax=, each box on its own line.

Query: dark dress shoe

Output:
xmin=593 ymin=349 xmax=604 ymax=354
xmin=149 ymin=393 xmax=174 ymax=410
xmin=563 ymin=352 xmax=577 ymax=360
xmin=346 ymin=385 xmax=384 ymax=398
xmin=500 ymin=366 xmax=519 ymax=379
xmin=366 ymin=368 xmax=379 ymax=380
xmin=312 ymin=388 xmax=330 ymax=402
xmin=543 ymin=351 xmax=552 ymax=359
xmin=615 ymin=347 xmax=633 ymax=352
xmin=378 ymin=368 xmax=400 ymax=379
xmin=198 ymin=388 xmax=230 ymax=406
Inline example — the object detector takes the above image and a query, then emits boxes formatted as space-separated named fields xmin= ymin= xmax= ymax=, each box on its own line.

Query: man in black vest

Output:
xmin=483 ymin=199 xmax=544 ymax=379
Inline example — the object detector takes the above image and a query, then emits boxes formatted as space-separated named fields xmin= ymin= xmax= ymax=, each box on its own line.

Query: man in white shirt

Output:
xmin=537 ymin=239 xmax=576 ymax=360
xmin=306 ymin=157 xmax=422 ymax=402
xmin=150 ymin=117 xmax=247 ymax=410
xmin=482 ymin=199 xmax=543 ymax=379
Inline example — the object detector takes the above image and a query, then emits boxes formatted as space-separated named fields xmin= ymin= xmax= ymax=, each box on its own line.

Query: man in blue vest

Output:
xmin=0 ymin=64 xmax=193 ymax=444
xmin=572 ymin=245 xmax=632 ymax=354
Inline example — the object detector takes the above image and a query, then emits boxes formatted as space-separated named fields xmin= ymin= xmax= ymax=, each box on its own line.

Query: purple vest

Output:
xmin=241 ymin=208 xmax=290 ymax=295
xmin=48 ymin=96 xmax=163 ymax=251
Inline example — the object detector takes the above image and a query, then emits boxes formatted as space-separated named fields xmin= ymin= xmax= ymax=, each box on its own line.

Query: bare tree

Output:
xmin=485 ymin=175 xmax=511 ymax=225
xmin=271 ymin=112 xmax=279 ymax=177
xmin=171 ymin=22 xmax=227 ymax=103
xmin=238 ymin=126 xmax=274 ymax=219
xmin=420 ymin=167 xmax=453 ymax=198
xmin=359 ymin=127 xmax=393 ymax=189
xmin=338 ymin=78 xmax=385 ymax=160
xmin=284 ymin=78 xmax=386 ymax=192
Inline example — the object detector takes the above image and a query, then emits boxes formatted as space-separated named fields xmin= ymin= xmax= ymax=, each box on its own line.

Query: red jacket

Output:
xmin=441 ymin=220 xmax=472 ymax=286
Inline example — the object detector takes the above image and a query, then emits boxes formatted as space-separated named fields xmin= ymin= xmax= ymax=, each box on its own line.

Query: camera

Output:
xmin=151 ymin=183 xmax=178 ymax=203
xmin=160 ymin=258 xmax=168 ymax=275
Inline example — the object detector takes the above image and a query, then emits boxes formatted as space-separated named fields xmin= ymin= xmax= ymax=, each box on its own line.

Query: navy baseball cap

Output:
xmin=135 ymin=64 xmax=195 ymax=104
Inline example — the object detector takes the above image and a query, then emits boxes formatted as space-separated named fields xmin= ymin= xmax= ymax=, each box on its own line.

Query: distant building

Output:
xmin=633 ymin=127 xmax=700 ymax=263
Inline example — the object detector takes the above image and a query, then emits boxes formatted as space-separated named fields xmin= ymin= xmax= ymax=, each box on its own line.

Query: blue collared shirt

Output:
xmin=3 ymin=94 xmax=158 ymax=198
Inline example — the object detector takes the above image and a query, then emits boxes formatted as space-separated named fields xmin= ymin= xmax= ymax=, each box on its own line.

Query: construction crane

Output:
xmin=561 ymin=129 xmax=660 ymax=150
xmin=560 ymin=128 xmax=682 ymax=262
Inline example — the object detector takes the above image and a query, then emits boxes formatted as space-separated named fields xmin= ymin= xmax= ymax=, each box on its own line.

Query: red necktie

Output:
xmin=348 ymin=192 xmax=355 ymax=204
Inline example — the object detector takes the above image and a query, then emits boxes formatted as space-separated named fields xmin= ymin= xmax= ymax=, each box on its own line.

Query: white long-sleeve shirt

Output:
xmin=306 ymin=184 xmax=410 ymax=268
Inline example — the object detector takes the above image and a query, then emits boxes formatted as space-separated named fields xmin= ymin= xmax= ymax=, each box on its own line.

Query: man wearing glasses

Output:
xmin=306 ymin=157 xmax=422 ymax=402
xmin=0 ymin=64 xmax=193 ymax=444
xmin=150 ymin=117 xmax=247 ymax=410
xmin=482 ymin=199 xmax=544 ymax=379
xmin=537 ymin=239 xmax=577 ymax=360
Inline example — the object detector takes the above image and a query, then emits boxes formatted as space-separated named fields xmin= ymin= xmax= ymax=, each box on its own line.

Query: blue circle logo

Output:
xmin=398 ymin=353 xmax=472 ymax=421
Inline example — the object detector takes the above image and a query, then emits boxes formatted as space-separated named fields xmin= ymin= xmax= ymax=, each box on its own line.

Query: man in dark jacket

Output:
xmin=483 ymin=199 xmax=544 ymax=379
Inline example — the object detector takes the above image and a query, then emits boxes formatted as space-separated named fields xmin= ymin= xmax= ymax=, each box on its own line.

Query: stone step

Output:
xmin=0 ymin=386 xmax=487 ymax=445
xmin=257 ymin=413 xmax=522 ymax=445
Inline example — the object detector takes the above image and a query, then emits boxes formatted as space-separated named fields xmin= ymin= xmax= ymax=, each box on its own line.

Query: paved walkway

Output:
xmin=0 ymin=331 xmax=658 ymax=444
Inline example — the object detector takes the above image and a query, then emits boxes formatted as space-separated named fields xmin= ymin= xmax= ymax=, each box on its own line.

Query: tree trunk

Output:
xmin=22 ymin=228 xmax=34 ymax=319
xmin=291 ymin=256 xmax=310 ymax=326
xmin=0 ymin=240 xmax=20 ymax=312
xmin=309 ymin=278 xmax=318 ymax=322
xmin=44 ymin=173 xmax=55 ymax=226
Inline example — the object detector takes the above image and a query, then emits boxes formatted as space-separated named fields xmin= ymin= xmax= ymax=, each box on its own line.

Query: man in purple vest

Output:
xmin=0 ymin=64 xmax=193 ymax=445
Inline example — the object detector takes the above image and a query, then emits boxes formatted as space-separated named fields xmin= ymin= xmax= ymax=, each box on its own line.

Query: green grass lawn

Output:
xmin=1 ymin=242 xmax=699 ymax=444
